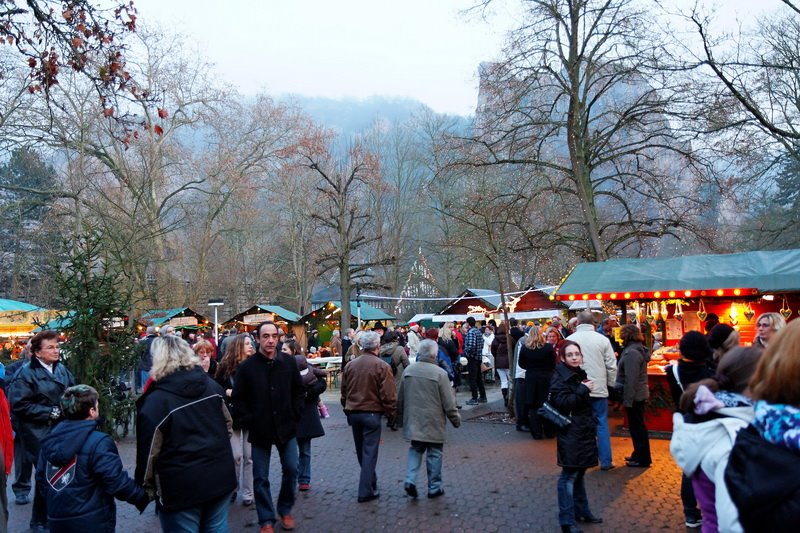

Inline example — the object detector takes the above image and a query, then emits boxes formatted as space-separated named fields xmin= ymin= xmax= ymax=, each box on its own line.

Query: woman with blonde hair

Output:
xmin=725 ymin=320 xmax=800 ymax=531
xmin=753 ymin=312 xmax=786 ymax=348
xmin=215 ymin=333 xmax=256 ymax=505
xmin=519 ymin=326 xmax=557 ymax=439
xmin=136 ymin=335 xmax=235 ymax=531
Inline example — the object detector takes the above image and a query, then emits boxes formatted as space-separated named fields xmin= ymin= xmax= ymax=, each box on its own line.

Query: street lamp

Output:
xmin=208 ymin=298 xmax=224 ymax=342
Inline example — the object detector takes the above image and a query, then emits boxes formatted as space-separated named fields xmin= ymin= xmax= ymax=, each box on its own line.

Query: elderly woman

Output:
xmin=136 ymin=335 xmax=235 ymax=532
xmin=753 ymin=312 xmax=786 ymax=348
xmin=550 ymin=341 xmax=602 ymax=533
xmin=725 ymin=320 xmax=800 ymax=531
xmin=215 ymin=333 xmax=256 ymax=506
xmin=615 ymin=324 xmax=651 ymax=468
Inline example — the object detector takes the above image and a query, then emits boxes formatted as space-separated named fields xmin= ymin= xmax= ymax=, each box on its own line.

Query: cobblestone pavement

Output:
xmin=8 ymin=384 xmax=688 ymax=532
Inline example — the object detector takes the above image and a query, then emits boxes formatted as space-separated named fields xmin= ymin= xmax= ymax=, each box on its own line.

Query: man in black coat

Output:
xmin=233 ymin=321 xmax=304 ymax=533
xmin=8 ymin=330 xmax=75 ymax=532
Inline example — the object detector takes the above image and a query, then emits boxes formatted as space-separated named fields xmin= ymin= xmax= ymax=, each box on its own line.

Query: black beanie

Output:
xmin=679 ymin=330 xmax=712 ymax=361
xmin=707 ymin=324 xmax=735 ymax=350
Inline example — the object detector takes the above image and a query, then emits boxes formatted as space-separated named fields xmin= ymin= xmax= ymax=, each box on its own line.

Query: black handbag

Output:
xmin=537 ymin=401 xmax=572 ymax=428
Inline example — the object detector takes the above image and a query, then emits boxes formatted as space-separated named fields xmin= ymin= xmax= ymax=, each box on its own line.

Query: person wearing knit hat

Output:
xmin=668 ymin=331 xmax=715 ymax=528
xmin=706 ymin=324 xmax=740 ymax=365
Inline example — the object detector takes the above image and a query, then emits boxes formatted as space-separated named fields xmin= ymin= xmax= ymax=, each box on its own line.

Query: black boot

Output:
xmin=561 ymin=526 xmax=583 ymax=533
xmin=501 ymin=388 xmax=508 ymax=405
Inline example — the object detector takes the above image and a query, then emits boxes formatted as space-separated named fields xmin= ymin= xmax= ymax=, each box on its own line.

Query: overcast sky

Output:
xmin=132 ymin=0 xmax=770 ymax=117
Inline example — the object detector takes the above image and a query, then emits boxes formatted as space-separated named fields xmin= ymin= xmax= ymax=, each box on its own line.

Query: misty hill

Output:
xmin=279 ymin=95 xmax=441 ymax=135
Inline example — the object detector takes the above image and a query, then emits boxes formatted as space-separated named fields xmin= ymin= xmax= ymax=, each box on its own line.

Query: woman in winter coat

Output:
xmin=490 ymin=323 xmax=511 ymax=405
xmin=37 ymin=385 xmax=148 ymax=533
xmin=671 ymin=346 xmax=762 ymax=533
xmin=752 ymin=312 xmax=785 ymax=348
xmin=616 ymin=324 xmax=651 ymax=467
xmin=549 ymin=340 xmax=602 ymax=533
xmin=724 ymin=320 xmax=800 ymax=532
xmin=288 ymin=346 xmax=326 ymax=492
xmin=215 ymin=333 xmax=256 ymax=505
xmin=380 ymin=331 xmax=410 ymax=391
xmin=518 ymin=326 xmax=557 ymax=440
xmin=136 ymin=335 xmax=236 ymax=532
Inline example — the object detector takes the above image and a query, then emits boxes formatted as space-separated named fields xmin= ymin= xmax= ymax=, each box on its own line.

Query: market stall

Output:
xmin=139 ymin=307 xmax=213 ymax=336
xmin=433 ymin=286 xmax=567 ymax=324
xmin=223 ymin=304 xmax=302 ymax=340
xmin=299 ymin=300 xmax=395 ymax=349
xmin=554 ymin=249 xmax=800 ymax=431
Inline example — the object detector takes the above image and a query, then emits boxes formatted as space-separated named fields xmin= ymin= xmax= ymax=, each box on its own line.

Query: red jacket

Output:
xmin=0 ymin=389 xmax=14 ymax=475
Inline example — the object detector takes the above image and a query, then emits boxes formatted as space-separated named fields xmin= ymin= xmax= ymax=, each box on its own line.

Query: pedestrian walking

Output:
xmin=340 ymin=331 xmax=396 ymax=503
xmin=290 ymin=349 xmax=326 ymax=492
xmin=397 ymin=340 xmax=460 ymax=499
xmin=232 ymin=322 xmax=304 ymax=533
xmin=566 ymin=311 xmax=617 ymax=470
xmin=464 ymin=317 xmax=487 ymax=405
xmin=135 ymin=335 xmax=236 ymax=533
xmin=550 ymin=340 xmax=603 ymax=533
xmin=38 ymin=385 xmax=148 ymax=532
xmin=215 ymin=333 xmax=257 ymax=506
xmin=615 ymin=324 xmax=651 ymax=468
xmin=519 ymin=326 xmax=557 ymax=440
xmin=8 ymin=330 xmax=76 ymax=532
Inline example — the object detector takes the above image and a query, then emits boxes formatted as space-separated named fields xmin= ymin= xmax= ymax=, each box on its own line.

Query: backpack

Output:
xmin=381 ymin=352 xmax=397 ymax=375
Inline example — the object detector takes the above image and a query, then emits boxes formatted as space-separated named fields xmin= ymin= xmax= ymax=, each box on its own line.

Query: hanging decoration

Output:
xmin=660 ymin=301 xmax=669 ymax=320
xmin=780 ymin=296 xmax=793 ymax=320
xmin=646 ymin=301 xmax=658 ymax=321
xmin=729 ymin=303 xmax=738 ymax=326
xmin=743 ymin=302 xmax=755 ymax=322
xmin=697 ymin=299 xmax=707 ymax=321
xmin=632 ymin=301 xmax=642 ymax=322
xmin=674 ymin=301 xmax=684 ymax=321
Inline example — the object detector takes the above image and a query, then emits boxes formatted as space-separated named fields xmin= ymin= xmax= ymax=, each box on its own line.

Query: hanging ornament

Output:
xmin=660 ymin=301 xmax=669 ymax=320
xmin=646 ymin=301 xmax=657 ymax=321
xmin=674 ymin=301 xmax=684 ymax=321
xmin=780 ymin=296 xmax=793 ymax=320
xmin=697 ymin=299 xmax=707 ymax=322
xmin=743 ymin=302 xmax=755 ymax=322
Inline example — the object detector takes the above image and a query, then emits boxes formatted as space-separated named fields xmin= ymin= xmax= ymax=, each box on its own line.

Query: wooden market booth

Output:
xmin=554 ymin=249 xmax=800 ymax=431
xmin=222 ymin=304 xmax=303 ymax=344
xmin=0 ymin=299 xmax=60 ymax=359
xmin=139 ymin=307 xmax=213 ymax=337
xmin=299 ymin=300 xmax=395 ymax=348
xmin=432 ymin=286 xmax=567 ymax=324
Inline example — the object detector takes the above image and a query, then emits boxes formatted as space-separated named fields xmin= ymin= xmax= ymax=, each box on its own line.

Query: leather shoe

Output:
xmin=465 ymin=398 xmax=479 ymax=405
xmin=280 ymin=514 xmax=295 ymax=530
xmin=427 ymin=489 xmax=445 ymax=499
xmin=577 ymin=515 xmax=603 ymax=524
xmin=357 ymin=492 xmax=380 ymax=503
xmin=259 ymin=524 xmax=274 ymax=533
xmin=404 ymin=483 xmax=417 ymax=498
xmin=561 ymin=526 xmax=583 ymax=533
xmin=625 ymin=460 xmax=651 ymax=468
xmin=599 ymin=464 xmax=615 ymax=471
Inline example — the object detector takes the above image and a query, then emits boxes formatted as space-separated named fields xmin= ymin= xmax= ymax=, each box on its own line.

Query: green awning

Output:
xmin=255 ymin=305 xmax=301 ymax=323
xmin=555 ymin=249 xmax=800 ymax=299
xmin=331 ymin=301 xmax=395 ymax=321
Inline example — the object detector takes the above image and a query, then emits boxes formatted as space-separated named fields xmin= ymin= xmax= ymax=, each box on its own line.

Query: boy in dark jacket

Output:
xmin=38 ymin=385 xmax=148 ymax=533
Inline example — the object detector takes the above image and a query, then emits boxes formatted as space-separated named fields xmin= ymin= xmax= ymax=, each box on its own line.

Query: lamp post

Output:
xmin=208 ymin=298 xmax=224 ymax=342
xmin=356 ymin=284 xmax=362 ymax=330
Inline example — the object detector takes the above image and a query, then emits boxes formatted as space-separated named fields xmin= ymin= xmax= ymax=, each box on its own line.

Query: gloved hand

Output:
xmin=135 ymin=492 xmax=150 ymax=513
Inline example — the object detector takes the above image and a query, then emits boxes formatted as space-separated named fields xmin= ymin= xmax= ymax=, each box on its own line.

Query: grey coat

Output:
xmin=616 ymin=341 xmax=650 ymax=408
xmin=397 ymin=359 xmax=460 ymax=443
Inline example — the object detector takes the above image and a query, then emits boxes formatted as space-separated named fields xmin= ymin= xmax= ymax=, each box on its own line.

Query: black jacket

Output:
xmin=215 ymin=373 xmax=243 ymax=430
xmin=549 ymin=363 xmax=597 ymax=469
xmin=296 ymin=375 xmax=326 ymax=440
xmin=38 ymin=419 xmax=146 ymax=533
xmin=136 ymin=335 xmax=156 ymax=372
xmin=8 ymin=357 xmax=75 ymax=454
xmin=135 ymin=367 xmax=235 ymax=512
xmin=232 ymin=351 xmax=304 ymax=447
xmin=438 ymin=338 xmax=458 ymax=364
xmin=665 ymin=359 xmax=713 ymax=411
xmin=725 ymin=424 xmax=800 ymax=532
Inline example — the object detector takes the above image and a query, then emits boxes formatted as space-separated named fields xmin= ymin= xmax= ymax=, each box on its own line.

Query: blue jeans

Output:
xmin=348 ymin=412 xmax=382 ymax=499
xmin=591 ymin=397 xmax=613 ymax=467
xmin=158 ymin=492 xmax=230 ymax=533
xmin=557 ymin=467 xmax=591 ymax=526
xmin=252 ymin=439 xmax=298 ymax=526
xmin=404 ymin=441 xmax=443 ymax=494
xmin=297 ymin=438 xmax=312 ymax=485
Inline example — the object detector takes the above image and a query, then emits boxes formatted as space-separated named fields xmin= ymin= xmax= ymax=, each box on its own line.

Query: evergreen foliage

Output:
xmin=54 ymin=230 xmax=137 ymax=438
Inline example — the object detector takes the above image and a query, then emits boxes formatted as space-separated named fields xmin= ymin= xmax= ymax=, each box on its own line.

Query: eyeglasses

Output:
xmin=756 ymin=322 xmax=771 ymax=328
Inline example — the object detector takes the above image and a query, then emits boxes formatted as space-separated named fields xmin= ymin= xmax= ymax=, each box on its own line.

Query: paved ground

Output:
xmin=8 ymin=383 xmax=688 ymax=532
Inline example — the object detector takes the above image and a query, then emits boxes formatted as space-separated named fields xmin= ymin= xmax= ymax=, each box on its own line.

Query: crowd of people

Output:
xmin=0 ymin=308 xmax=798 ymax=532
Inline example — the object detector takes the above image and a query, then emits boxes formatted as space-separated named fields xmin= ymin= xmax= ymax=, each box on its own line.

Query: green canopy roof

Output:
xmin=303 ymin=301 xmax=394 ymax=322
xmin=556 ymin=249 xmax=800 ymax=298
xmin=255 ymin=305 xmax=301 ymax=322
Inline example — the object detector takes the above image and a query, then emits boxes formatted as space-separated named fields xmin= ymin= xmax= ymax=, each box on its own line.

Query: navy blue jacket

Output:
xmin=38 ymin=419 xmax=147 ymax=533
